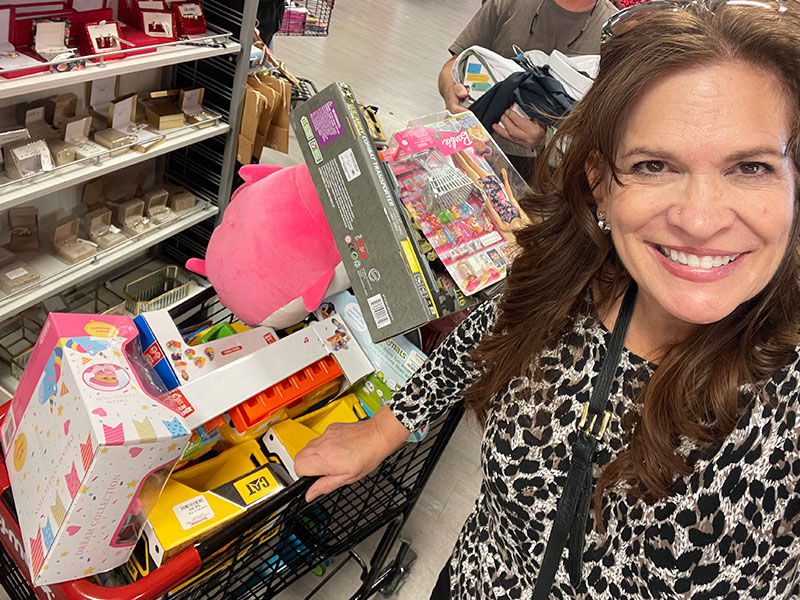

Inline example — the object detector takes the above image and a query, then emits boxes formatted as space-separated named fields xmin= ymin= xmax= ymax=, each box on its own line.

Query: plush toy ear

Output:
xmin=185 ymin=258 xmax=207 ymax=277
xmin=239 ymin=164 xmax=284 ymax=183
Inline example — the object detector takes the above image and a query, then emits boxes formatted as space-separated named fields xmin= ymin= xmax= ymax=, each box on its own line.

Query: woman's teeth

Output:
xmin=658 ymin=246 xmax=740 ymax=268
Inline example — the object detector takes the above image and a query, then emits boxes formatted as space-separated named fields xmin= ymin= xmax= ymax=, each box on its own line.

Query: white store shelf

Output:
xmin=0 ymin=41 xmax=241 ymax=101
xmin=0 ymin=260 xmax=213 ymax=402
xmin=0 ymin=122 xmax=229 ymax=209
xmin=0 ymin=200 xmax=218 ymax=323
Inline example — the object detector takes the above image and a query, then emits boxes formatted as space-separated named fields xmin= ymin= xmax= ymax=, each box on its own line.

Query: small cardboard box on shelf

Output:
xmin=46 ymin=138 xmax=76 ymax=166
xmin=82 ymin=177 xmax=109 ymax=211
xmin=140 ymin=9 xmax=176 ymax=40
xmin=4 ymin=137 xmax=52 ymax=180
xmin=142 ymin=188 xmax=173 ymax=224
xmin=81 ymin=208 xmax=127 ymax=250
xmin=82 ymin=20 xmax=126 ymax=61
xmin=87 ymin=77 xmax=120 ymax=125
xmin=64 ymin=116 xmax=106 ymax=160
xmin=0 ymin=127 xmax=31 ymax=171
xmin=0 ymin=7 xmax=47 ymax=79
xmin=144 ymin=97 xmax=185 ymax=130
xmin=31 ymin=18 xmax=75 ymax=63
xmin=0 ymin=261 xmax=40 ymax=295
xmin=47 ymin=93 xmax=78 ymax=128
xmin=179 ymin=88 xmax=217 ymax=128
xmin=111 ymin=198 xmax=153 ymax=237
xmin=8 ymin=207 xmax=40 ymax=253
xmin=52 ymin=216 xmax=97 ymax=264
xmin=166 ymin=185 xmax=197 ymax=212
xmin=172 ymin=1 xmax=207 ymax=37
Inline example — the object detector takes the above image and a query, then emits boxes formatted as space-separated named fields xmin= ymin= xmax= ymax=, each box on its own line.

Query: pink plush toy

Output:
xmin=186 ymin=163 xmax=349 ymax=328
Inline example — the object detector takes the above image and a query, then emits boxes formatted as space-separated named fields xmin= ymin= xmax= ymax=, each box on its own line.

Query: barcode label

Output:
xmin=174 ymin=495 xmax=215 ymax=530
xmin=367 ymin=294 xmax=391 ymax=329
xmin=338 ymin=148 xmax=361 ymax=182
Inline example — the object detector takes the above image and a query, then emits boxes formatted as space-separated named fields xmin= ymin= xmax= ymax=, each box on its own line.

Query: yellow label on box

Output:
xmin=233 ymin=467 xmax=279 ymax=505
xmin=465 ymin=73 xmax=490 ymax=83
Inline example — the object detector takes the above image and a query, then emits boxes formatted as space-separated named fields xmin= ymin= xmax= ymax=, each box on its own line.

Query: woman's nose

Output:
xmin=665 ymin=174 xmax=737 ymax=240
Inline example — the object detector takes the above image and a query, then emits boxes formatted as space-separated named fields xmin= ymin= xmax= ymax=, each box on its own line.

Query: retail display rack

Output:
xmin=0 ymin=0 xmax=262 ymax=338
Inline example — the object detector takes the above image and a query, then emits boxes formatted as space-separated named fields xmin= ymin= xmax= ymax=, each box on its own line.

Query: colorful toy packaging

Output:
xmin=385 ymin=111 xmax=530 ymax=296
xmin=140 ymin=440 xmax=291 ymax=567
xmin=160 ymin=314 xmax=373 ymax=431
xmin=0 ymin=313 xmax=191 ymax=585
xmin=291 ymin=83 xmax=476 ymax=344
xmin=135 ymin=309 xmax=279 ymax=390
xmin=314 ymin=290 xmax=430 ymax=442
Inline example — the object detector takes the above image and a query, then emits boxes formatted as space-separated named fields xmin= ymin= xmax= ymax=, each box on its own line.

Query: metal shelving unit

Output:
xmin=0 ymin=200 xmax=217 ymax=323
xmin=0 ymin=122 xmax=229 ymax=210
xmin=0 ymin=34 xmax=240 ymax=100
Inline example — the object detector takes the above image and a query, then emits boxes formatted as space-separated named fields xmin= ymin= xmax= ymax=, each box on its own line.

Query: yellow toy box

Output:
xmin=143 ymin=440 xmax=291 ymax=566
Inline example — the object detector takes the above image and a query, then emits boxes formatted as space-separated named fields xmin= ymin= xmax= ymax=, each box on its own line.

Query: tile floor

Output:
xmin=0 ymin=0 xmax=484 ymax=598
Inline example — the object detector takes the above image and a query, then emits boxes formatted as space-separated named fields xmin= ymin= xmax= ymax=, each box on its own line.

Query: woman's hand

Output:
xmin=294 ymin=405 xmax=412 ymax=502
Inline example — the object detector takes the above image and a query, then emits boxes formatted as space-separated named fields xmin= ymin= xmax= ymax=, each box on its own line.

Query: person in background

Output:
xmin=297 ymin=0 xmax=800 ymax=598
xmin=438 ymin=0 xmax=618 ymax=178
xmin=256 ymin=0 xmax=285 ymax=48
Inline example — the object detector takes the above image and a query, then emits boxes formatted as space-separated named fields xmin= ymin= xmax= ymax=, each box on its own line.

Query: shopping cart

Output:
xmin=0 ymin=289 xmax=464 ymax=600
xmin=276 ymin=0 xmax=335 ymax=37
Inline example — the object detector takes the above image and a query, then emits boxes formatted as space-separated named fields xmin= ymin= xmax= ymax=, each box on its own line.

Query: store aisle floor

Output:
xmin=266 ymin=0 xmax=484 ymax=598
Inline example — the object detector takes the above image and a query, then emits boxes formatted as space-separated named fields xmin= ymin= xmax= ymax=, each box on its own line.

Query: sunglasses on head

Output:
xmin=600 ymin=0 xmax=788 ymax=44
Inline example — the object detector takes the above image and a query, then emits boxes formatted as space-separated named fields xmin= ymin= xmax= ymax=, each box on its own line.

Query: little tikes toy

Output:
xmin=186 ymin=163 xmax=350 ymax=328
xmin=0 ymin=313 xmax=191 ymax=585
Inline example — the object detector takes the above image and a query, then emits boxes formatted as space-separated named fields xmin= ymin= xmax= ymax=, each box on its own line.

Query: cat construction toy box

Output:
xmin=291 ymin=82 xmax=473 ymax=343
xmin=0 ymin=313 xmax=191 ymax=585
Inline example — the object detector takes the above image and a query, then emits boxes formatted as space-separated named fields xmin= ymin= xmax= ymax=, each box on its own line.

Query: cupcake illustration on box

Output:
xmin=83 ymin=363 xmax=131 ymax=391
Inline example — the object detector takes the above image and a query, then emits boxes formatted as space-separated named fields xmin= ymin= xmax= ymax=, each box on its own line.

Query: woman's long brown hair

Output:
xmin=464 ymin=2 xmax=800 ymax=525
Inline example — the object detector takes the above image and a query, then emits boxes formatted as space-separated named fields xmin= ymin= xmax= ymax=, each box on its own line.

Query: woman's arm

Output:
xmin=294 ymin=299 xmax=499 ymax=500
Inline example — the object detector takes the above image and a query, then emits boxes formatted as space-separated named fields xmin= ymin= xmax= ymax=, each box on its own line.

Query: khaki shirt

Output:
xmin=450 ymin=0 xmax=618 ymax=58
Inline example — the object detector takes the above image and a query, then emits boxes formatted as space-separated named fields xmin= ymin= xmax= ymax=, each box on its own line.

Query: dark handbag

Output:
xmin=532 ymin=283 xmax=638 ymax=599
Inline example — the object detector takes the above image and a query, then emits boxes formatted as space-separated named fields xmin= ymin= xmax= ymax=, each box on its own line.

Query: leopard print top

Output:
xmin=389 ymin=299 xmax=800 ymax=599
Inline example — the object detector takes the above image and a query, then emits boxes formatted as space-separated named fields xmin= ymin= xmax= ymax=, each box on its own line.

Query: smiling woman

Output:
xmin=595 ymin=63 xmax=796 ymax=340
xmin=293 ymin=1 xmax=800 ymax=598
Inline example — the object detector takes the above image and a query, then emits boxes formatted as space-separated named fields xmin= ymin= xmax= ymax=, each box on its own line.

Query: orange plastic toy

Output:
xmin=227 ymin=355 xmax=343 ymax=433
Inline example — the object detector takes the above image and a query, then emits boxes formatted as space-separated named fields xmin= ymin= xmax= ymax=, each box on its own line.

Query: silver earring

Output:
xmin=597 ymin=211 xmax=611 ymax=232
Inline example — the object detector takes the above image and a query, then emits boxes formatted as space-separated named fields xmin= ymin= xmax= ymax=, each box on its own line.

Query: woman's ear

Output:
xmin=585 ymin=152 xmax=608 ymax=212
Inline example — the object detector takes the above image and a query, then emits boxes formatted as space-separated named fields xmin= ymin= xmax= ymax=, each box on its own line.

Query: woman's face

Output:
xmin=593 ymin=62 xmax=796 ymax=327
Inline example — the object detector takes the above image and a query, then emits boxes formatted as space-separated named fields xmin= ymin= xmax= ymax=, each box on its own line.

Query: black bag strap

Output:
xmin=532 ymin=282 xmax=637 ymax=599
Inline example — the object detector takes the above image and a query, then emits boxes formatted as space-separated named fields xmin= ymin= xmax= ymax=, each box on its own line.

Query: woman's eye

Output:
xmin=632 ymin=160 xmax=667 ymax=175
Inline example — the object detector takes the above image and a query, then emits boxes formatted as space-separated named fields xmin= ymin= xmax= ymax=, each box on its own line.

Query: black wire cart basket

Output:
xmin=276 ymin=0 xmax=335 ymax=37
xmin=0 ymin=288 xmax=463 ymax=600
